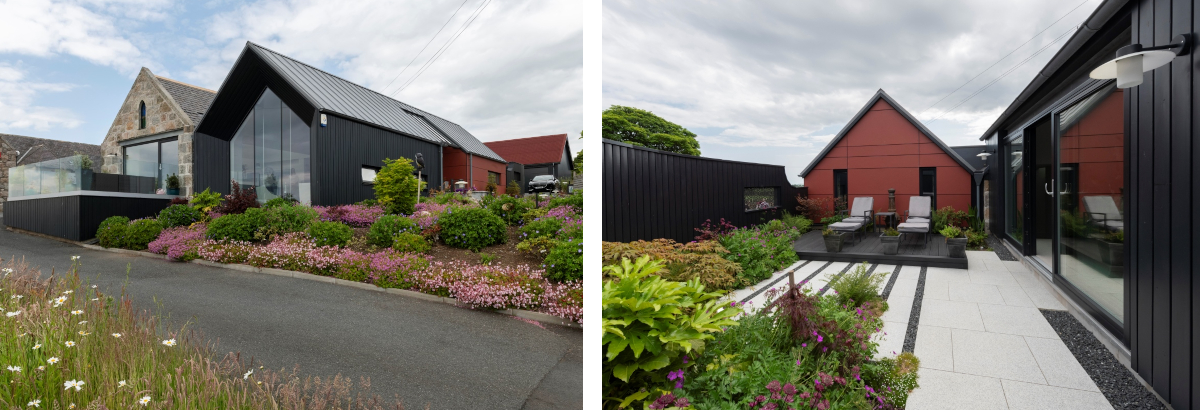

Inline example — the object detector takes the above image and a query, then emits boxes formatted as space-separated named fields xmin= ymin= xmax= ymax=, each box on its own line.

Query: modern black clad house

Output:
xmin=193 ymin=42 xmax=501 ymax=205
xmin=980 ymin=1 xmax=1198 ymax=407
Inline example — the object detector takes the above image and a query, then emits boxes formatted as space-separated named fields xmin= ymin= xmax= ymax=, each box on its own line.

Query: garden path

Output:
xmin=727 ymin=251 xmax=1114 ymax=409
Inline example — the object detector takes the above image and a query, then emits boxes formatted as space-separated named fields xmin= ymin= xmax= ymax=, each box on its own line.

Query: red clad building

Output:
xmin=484 ymin=134 xmax=574 ymax=192
xmin=799 ymin=90 xmax=980 ymax=217
xmin=441 ymin=146 xmax=507 ymax=191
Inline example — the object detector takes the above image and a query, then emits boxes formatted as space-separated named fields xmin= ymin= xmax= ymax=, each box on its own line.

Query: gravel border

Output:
xmin=987 ymin=234 xmax=1017 ymax=261
xmin=901 ymin=266 xmax=927 ymax=353
xmin=880 ymin=265 xmax=903 ymax=300
xmin=1040 ymin=309 xmax=1165 ymax=409
xmin=739 ymin=260 xmax=812 ymax=304
xmin=817 ymin=262 xmax=860 ymax=295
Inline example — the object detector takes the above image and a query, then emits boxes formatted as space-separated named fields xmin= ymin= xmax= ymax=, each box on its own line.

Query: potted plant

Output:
xmin=1102 ymin=230 xmax=1124 ymax=266
xmin=165 ymin=173 xmax=181 ymax=195
xmin=941 ymin=225 xmax=967 ymax=258
xmin=78 ymin=153 xmax=94 ymax=191
xmin=822 ymin=227 xmax=845 ymax=253
xmin=880 ymin=227 xmax=901 ymax=255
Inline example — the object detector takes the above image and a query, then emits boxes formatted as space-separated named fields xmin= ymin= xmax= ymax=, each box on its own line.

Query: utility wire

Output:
xmin=927 ymin=22 xmax=1082 ymax=123
xmin=919 ymin=0 xmax=1094 ymax=117
xmin=393 ymin=0 xmax=494 ymax=96
xmin=380 ymin=0 xmax=472 ymax=95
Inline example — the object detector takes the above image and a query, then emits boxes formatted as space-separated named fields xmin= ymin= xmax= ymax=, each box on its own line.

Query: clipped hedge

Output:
xmin=307 ymin=220 xmax=353 ymax=247
xmin=368 ymin=215 xmax=419 ymax=247
xmin=96 ymin=216 xmax=130 ymax=248
xmin=439 ymin=207 xmax=507 ymax=251
xmin=157 ymin=204 xmax=204 ymax=228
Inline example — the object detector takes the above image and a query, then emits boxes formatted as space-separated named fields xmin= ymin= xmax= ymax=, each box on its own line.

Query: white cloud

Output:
xmin=0 ymin=0 xmax=166 ymax=75
xmin=0 ymin=64 xmax=81 ymax=130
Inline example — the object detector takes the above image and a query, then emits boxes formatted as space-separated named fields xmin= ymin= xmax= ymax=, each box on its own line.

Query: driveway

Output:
xmin=0 ymin=227 xmax=581 ymax=410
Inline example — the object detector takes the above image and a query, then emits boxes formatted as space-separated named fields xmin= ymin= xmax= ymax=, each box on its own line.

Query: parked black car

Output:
xmin=527 ymin=175 xmax=559 ymax=193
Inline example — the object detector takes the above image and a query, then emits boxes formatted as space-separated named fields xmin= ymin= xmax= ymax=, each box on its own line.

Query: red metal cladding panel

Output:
xmin=849 ymin=168 xmax=920 ymax=195
xmin=805 ymin=169 xmax=834 ymax=196
xmin=443 ymin=147 xmax=468 ymax=167
xmin=812 ymin=154 xmax=847 ymax=170
xmin=937 ymin=166 xmax=973 ymax=195
xmin=1078 ymin=146 xmax=1124 ymax=163
xmin=919 ymin=153 xmax=960 ymax=168
xmin=1079 ymin=162 xmax=1124 ymax=197
xmin=469 ymin=157 xmax=508 ymax=189
xmin=844 ymin=108 xmax=921 ymax=146
xmin=847 ymin=144 xmax=919 ymax=157
xmin=937 ymin=194 xmax=971 ymax=212
xmin=1078 ymin=91 xmax=1124 ymax=137
xmin=868 ymin=100 xmax=891 ymax=111
xmin=916 ymin=142 xmax=942 ymax=155
xmin=828 ymin=146 xmax=848 ymax=158
xmin=848 ymin=154 xmax=920 ymax=169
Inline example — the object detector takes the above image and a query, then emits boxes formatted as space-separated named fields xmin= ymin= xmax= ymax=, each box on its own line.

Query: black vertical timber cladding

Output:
xmin=601 ymin=139 xmax=804 ymax=243
xmin=192 ymin=132 xmax=231 ymax=195
xmin=1136 ymin=0 xmax=1156 ymax=383
xmin=3 ymin=195 xmax=169 ymax=241
xmin=312 ymin=114 xmax=441 ymax=206
xmin=1151 ymin=0 xmax=1171 ymax=394
xmin=1169 ymin=0 xmax=1193 ymax=407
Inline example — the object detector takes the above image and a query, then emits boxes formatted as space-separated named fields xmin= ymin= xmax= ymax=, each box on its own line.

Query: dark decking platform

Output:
xmin=794 ymin=229 xmax=968 ymax=269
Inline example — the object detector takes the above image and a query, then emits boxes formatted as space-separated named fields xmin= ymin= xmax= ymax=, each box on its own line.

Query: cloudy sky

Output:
xmin=603 ymin=0 xmax=1101 ymax=184
xmin=0 ymin=0 xmax=581 ymax=155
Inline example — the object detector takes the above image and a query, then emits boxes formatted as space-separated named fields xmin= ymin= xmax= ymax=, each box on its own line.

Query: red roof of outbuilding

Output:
xmin=483 ymin=134 xmax=569 ymax=165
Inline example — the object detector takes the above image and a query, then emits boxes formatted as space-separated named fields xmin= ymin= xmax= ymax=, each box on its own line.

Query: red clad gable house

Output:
xmin=799 ymin=90 xmax=979 ymax=217
xmin=441 ymin=146 xmax=507 ymax=191
xmin=484 ymin=134 xmax=574 ymax=191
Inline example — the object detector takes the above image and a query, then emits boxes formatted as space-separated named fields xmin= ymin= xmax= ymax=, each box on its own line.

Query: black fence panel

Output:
xmin=603 ymin=139 xmax=806 ymax=243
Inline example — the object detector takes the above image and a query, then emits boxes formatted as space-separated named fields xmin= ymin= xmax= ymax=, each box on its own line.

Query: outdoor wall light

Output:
xmin=977 ymin=150 xmax=994 ymax=161
xmin=1091 ymin=34 xmax=1192 ymax=88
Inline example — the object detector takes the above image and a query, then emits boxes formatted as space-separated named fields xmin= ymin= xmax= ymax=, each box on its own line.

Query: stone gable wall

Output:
xmin=99 ymin=69 xmax=196 ymax=195
xmin=0 ymin=140 xmax=14 ymax=213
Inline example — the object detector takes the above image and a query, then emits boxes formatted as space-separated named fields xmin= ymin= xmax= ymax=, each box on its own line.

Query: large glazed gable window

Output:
xmin=138 ymin=101 xmax=146 ymax=130
xmin=229 ymin=88 xmax=312 ymax=203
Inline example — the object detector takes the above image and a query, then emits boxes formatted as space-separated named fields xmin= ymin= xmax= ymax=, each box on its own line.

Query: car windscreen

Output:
xmin=531 ymin=176 xmax=555 ymax=181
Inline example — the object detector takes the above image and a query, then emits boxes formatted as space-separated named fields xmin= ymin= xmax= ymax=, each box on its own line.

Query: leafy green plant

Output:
xmin=96 ymin=216 xmax=130 ymax=248
xmin=544 ymin=237 xmax=582 ymax=282
xmin=718 ymin=224 xmax=800 ymax=284
xmin=602 ymin=239 xmax=742 ymax=290
xmin=373 ymin=157 xmax=419 ymax=215
xmin=264 ymin=195 xmax=299 ymax=209
xmin=124 ymin=218 xmax=163 ymax=250
xmin=439 ymin=207 xmax=507 ymax=251
xmin=932 ymin=206 xmax=968 ymax=232
xmin=828 ymin=262 xmax=886 ymax=307
xmin=602 ymin=256 xmax=741 ymax=409
xmin=1106 ymin=230 xmax=1124 ymax=243
xmin=862 ymin=352 xmax=921 ymax=408
xmin=206 ymin=210 xmax=264 ymax=242
xmin=215 ymin=181 xmax=259 ymax=215
xmin=517 ymin=236 xmax=558 ymax=256
xmin=939 ymin=225 xmax=962 ymax=239
xmin=821 ymin=227 xmax=836 ymax=237
xmin=882 ymin=227 xmax=900 ymax=237
xmin=190 ymin=188 xmax=223 ymax=214
xmin=367 ymin=215 xmax=419 ymax=247
xmin=779 ymin=211 xmax=812 ymax=234
xmin=966 ymin=229 xmax=989 ymax=249
xmin=254 ymin=204 xmax=319 ymax=240
xmin=1060 ymin=210 xmax=1092 ymax=239
xmin=519 ymin=217 xmax=563 ymax=240
xmin=158 ymin=204 xmax=204 ymax=228
xmin=306 ymin=220 xmax=354 ymax=247
xmin=505 ymin=180 xmax=520 ymax=196
xmin=820 ymin=213 xmax=847 ymax=225
xmin=479 ymin=252 xmax=496 ymax=265
xmin=548 ymin=192 xmax=583 ymax=210
xmin=392 ymin=232 xmax=431 ymax=254
xmin=165 ymin=173 xmax=181 ymax=190
xmin=487 ymin=195 xmax=532 ymax=225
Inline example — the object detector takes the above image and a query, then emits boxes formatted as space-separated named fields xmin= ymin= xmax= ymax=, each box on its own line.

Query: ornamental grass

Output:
xmin=0 ymin=258 xmax=410 ymax=409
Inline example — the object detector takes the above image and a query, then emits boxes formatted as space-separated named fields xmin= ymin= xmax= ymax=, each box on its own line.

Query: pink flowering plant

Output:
xmin=148 ymin=224 xmax=207 ymax=261
xmin=313 ymin=204 xmax=386 ymax=227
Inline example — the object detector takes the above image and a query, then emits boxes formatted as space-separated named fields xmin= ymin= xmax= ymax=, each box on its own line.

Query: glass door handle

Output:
xmin=1045 ymin=180 xmax=1054 ymax=195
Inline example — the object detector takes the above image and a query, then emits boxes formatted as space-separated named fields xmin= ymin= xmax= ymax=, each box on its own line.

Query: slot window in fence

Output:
xmin=744 ymin=187 xmax=779 ymax=212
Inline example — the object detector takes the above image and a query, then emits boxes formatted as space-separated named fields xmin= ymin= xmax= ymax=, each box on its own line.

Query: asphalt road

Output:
xmin=0 ymin=226 xmax=581 ymax=410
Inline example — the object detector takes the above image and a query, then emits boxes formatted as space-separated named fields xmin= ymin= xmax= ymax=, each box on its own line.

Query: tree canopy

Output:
xmin=601 ymin=105 xmax=701 ymax=155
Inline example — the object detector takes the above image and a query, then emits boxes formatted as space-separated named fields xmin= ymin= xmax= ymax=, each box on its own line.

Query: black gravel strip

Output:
xmin=987 ymin=234 xmax=1018 ymax=261
xmin=1040 ymin=310 xmax=1166 ymax=409
xmin=880 ymin=265 xmax=903 ymax=300
xmin=901 ymin=267 xmax=928 ymax=353
xmin=818 ymin=262 xmax=862 ymax=295
xmin=739 ymin=260 xmax=813 ymax=304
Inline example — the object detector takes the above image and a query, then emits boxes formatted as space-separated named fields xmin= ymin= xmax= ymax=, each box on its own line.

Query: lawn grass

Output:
xmin=0 ymin=257 xmax=413 ymax=409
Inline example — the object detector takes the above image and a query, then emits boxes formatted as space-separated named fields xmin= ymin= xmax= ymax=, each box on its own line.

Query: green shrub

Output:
xmin=124 ymin=219 xmax=163 ymax=250
xmin=264 ymin=195 xmax=299 ymax=209
xmin=602 ymin=239 xmax=743 ymax=290
xmin=883 ymin=227 xmax=900 ymax=236
xmin=373 ymin=157 xmax=419 ymax=215
xmin=487 ymin=195 xmax=531 ymax=225
xmin=966 ymin=229 xmax=988 ymax=249
xmin=548 ymin=192 xmax=583 ymax=210
xmin=392 ymin=232 xmax=431 ymax=254
xmin=932 ymin=205 xmax=968 ymax=232
xmin=439 ymin=207 xmax=507 ymax=251
xmin=96 ymin=216 xmax=130 ymax=248
xmin=206 ymin=213 xmax=258 ymax=242
xmin=717 ymin=225 xmax=800 ymax=284
xmin=517 ymin=236 xmax=557 ymax=256
xmin=820 ymin=213 xmax=847 ymax=225
xmin=479 ymin=252 xmax=496 ymax=265
xmin=429 ymin=191 xmax=472 ymax=205
xmin=543 ymin=237 xmax=582 ymax=282
xmin=505 ymin=180 xmax=520 ymax=196
xmin=253 ymin=204 xmax=319 ymax=240
xmin=307 ymin=221 xmax=354 ymax=247
xmin=602 ymin=256 xmax=741 ymax=409
xmin=829 ymin=262 xmax=886 ymax=307
xmin=355 ymin=198 xmax=379 ymax=206
xmin=939 ymin=225 xmax=962 ymax=238
xmin=779 ymin=211 xmax=812 ymax=234
xmin=157 ymin=204 xmax=204 ymax=228
xmin=189 ymin=188 xmax=223 ymax=214
xmin=862 ymin=352 xmax=922 ymax=408
xmin=368 ymin=215 xmax=419 ymax=247
xmin=519 ymin=217 xmax=563 ymax=240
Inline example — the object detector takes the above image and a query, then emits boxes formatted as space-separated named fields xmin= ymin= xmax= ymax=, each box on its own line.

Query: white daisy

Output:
xmin=32 ymin=343 xmax=41 ymax=350
xmin=78 ymin=321 xmax=87 ymax=325
xmin=90 ymin=285 xmax=97 ymax=289
xmin=11 ymin=294 xmax=22 ymax=299
xmin=52 ymin=296 xmax=67 ymax=306
xmin=138 ymin=396 xmax=151 ymax=406
xmin=47 ymin=357 xmax=58 ymax=365
xmin=7 ymin=365 xmax=21 ymax=372
xmin=90 ymin=298 xmax=99 ymax=301
xmin=27 ymin=399 xmax=40 ymax=407
xmin=2 ymin=268 xmax=12 ymax=274
xmin=112 ymin=333 xmax=122 ymax=338
xmin=70 ymin=310 xmax=83 ymax=315
xmin=162 ymin=338 xmax=177 ymax=347
xmin=64 ymin=341 xmax=76 ymax=347
xmin=6 ymin=311 xmax=20 ymax=317
xmin=118 ymin=380 xmax=127 ymax=387
xmin=62 ymin=290 xmax=73 ymax=295
xmin=36 ymin=365 xmax=44 ymax=371
xmin=63 ymin=379 xmax=84 ymax=391
xmin=71 ymin=256 xmax=79 ymax=261
xmin=244 ymin=369 xmax=254 ymax=380
xmin=77 ymin=331 xmax=90 ymax=336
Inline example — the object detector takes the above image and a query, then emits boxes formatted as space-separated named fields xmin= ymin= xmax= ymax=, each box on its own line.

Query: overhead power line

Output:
xmin=392 ymin=0 xmax=495 ymax=96
xmin=919 ymin=0 xmax=1094 ymax=117
xmin=379 ymin=0 xmax=472 ymax=95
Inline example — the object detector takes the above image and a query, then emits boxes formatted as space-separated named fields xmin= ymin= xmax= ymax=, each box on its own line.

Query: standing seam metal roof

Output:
xmin=247 ymin=43 xmax=505 ymax=163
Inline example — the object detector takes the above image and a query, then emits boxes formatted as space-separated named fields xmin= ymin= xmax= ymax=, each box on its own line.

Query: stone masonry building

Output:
xmin=0 ymin=134 xmax=101 ymax=213
xmin=100 ymin=67 xmax=215 ymax=196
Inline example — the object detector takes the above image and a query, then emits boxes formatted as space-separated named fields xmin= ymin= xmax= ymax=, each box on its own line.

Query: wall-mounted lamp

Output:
xmin=977 ymin=150 xmax=995 ymax=161
xmin=1090 ymin=34 xmax=1192 ymax=88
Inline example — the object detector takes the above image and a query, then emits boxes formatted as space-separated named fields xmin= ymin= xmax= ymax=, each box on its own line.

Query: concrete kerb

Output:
xmin=74 ymin=242 xmax=580 ymax=329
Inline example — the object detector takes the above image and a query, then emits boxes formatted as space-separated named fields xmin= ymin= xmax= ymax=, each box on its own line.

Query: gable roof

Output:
xmin=1 ymin=133 xmax=101 ymax=170
xmin=798 ymin=89 xmax=976 ymax=177
xmin=951 ymin=145 xmax=989 ymax=172
xmin=155 ymin=76 xmax=216 ymax=125
xmin=483 ymin=134 xmax=569 ymax=165
xmin=239 ymin=42 xmax=505 ymax=163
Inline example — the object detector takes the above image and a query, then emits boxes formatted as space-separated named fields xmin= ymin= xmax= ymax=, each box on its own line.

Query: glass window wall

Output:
xmin=229 ymin=88 xmax=311 ymax=203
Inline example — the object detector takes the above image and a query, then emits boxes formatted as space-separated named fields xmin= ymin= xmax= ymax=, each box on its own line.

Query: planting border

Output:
xmin=74 ymin=243 xmax=581 ymax=329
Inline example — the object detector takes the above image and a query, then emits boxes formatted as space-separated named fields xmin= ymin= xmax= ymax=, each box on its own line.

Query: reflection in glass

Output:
xmin=1058 ymin=85 xmax=1124 ymax=322
xmin=161 ymin=139 xmax=179 ymax=188
xmin=124 ymin=142 xmax=158 ymax=184
xmin=1031 ymin=120 xmax=1053 ymax=269
xmin=229 ymin=87 xmax=311 ymax=203
xmin=1005 ymin=136 xmax=1024 ymax=241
